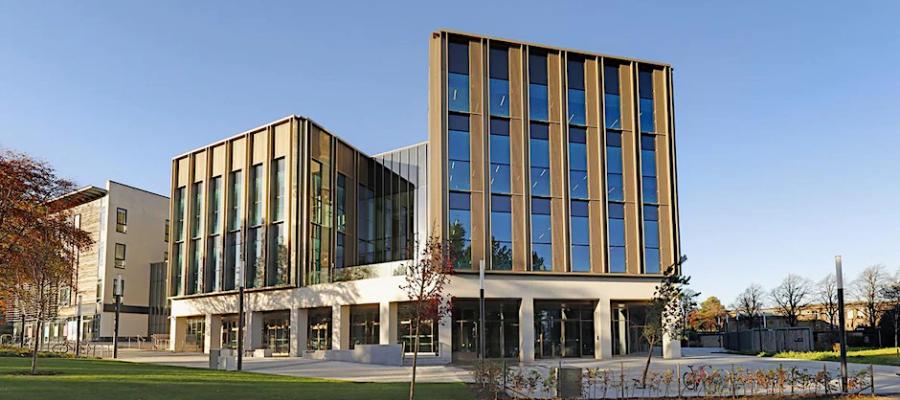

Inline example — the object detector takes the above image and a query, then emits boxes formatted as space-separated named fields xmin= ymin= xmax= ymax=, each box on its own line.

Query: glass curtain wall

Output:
xmin=604 ymin=64 xmax=627 ymax=273
xmin=638 ymin=68 xmax=661 ymax=274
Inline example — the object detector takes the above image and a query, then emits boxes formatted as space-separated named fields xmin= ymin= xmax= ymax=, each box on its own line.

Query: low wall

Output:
xmin=304 ymin=344 xmax=403 ymax=366
xmin=724 ymin=328 xmax=812 ymax=353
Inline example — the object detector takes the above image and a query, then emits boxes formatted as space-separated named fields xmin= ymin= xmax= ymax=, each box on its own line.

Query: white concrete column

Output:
xmin=290 ymin=308 xmax=308 ymax=357
xmin=379 ymin=301 xmax=391 ymax=345
xmin=438 ymin=305 xmax=452 ymax=362
xmin=663 ymin=325 xmax=682 ymax=359
xmin=204 ymin=314 xmax=222 ymax=354
xmin=595 ymin=300 xmax=612 ymax=359
xmin=170 ymin=317 xmax=187 ymax=352
xmin=246 ymin=311 xmax=263 ymax=350
xmin=331 ymin=304 xmax=350 ymax=350
xmin=519 ymin=297 xmax=534 ymax=362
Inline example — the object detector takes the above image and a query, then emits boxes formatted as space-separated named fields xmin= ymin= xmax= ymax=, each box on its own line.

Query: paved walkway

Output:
xmin=116 ymin=347 xmax=900 ymax=393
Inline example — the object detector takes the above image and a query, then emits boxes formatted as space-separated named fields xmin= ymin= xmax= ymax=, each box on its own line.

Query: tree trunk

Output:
xmin=641 ymin=338 xmax=655 ymax=387
xmin=408 ymin=316 xmax=421 ymax=400
xmin=31 ymin=319 xmax=41 ymax=374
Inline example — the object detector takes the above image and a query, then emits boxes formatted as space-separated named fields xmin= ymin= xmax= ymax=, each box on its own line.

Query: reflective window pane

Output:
xmin=490 ymin=164 xmax=510 ymax=194
xmin=571 ymin=245 xmax=590 ymax=273
xmin=609 ymin=247 xmax=626 ymax=273
xmin=529 ymin=83 xmax=548 ymax=121
xmin=605 ymin=93 xmax=621 ymax=129
xmin=567 ymin=89 xmax=586 ymax=126
xmin=449 ymin=73 xmax=470 ymax=113
xmin=490 ymin=78 xmax=510 ymax=117
xmin=644 ymin=248 xmax=660 ymax=274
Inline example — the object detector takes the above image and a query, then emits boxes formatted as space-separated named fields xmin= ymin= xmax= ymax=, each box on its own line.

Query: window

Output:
xmin=639 ymin=68 xmax=655 ymax=133
xmin=164 ymin=219 xmax=169 ymax=243
xmin=641 ymin=134 xmax=658 ymax=204
xmin=115 ymin=208 xmax=127 ymax=233
xmin=529 ymin=52 xmax=548 ymax=122
xmin=189 ymin=239 xmax=201 ymax=294
xmin=173 ymin=243 xmax=183 ymax=295
xmin=604 ymin=64 xmax=621 ymax=129
xmin=191 ymin=182 xmax=203 ymax=239
xmin=489 ymin=46 xmax=509 ymax=117
xmin=174 ymin=187 xmax=185 ymax=241
xmin=350 ymin=305 xmax=380 ymax=349
xmin=606 ymin=132 xmax=624 ymax=202
xmin=530 ymin=122 xmax=551 ymax=196
xmin=228 ymin=170 xmax=243 ymax=231
xmin=246 ymin=227 xmax=263 ymax=288
xmin=448 ymin=40 xmax=469 ymax=113
xmin=249 ymin=164 xmax=263 ymax=226
xmin=114 ymin=243 xmax=126 ymax=268
xmin=608 ymin=203 xmax=626 ymax=273
xmin=643 ymin=206 xmax=660 ymax=274
xmin=491 ymin=195 xmax=512 ymax=270
xmin=206 ymin=237 xmax=221 ymax=292
xmin=448 ymin=113 xmax=471 ymax=191
xmin=208 ymin=176 xmax=222 ymax=234
xmin=569 ymin=127 xmax=588 ymax=199
xmin=336 ymin=174 xmax=347 ymax=269
xmin=357 ymin=182 xmax=375 ymax=265
xmin=399 ymin=303 xmax=438 ymax=354
xmin=570 ymin=200 xmax=590 ymax=272
xmin=271 ymin=158 xmax=285 ymax=222
xmin=448 ymin=192 xmax=471 ymax=270
xmin=567 ymin=58 xmax=585 ymax=126
xmin=489 ymin=118 xmax=511 ymax=194
xmin=530 ymin=198 xmax=552 ymax=271
xmin=268 ymin=158 xmax=287 ymax=286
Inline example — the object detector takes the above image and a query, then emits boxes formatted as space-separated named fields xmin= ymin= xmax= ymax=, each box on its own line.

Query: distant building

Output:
xmin=11 ymin=181 xmax=168 ymax=342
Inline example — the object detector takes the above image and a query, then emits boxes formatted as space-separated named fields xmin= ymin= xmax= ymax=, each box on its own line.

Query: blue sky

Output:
xmin=2 ymin=1 xmax=899 ymax=304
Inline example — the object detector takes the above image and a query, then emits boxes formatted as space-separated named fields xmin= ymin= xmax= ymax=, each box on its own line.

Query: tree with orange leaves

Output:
xmin=0 ymin=149 xmax=93 ymax=374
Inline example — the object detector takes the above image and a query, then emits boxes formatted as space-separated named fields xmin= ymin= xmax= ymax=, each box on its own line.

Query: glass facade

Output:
xmin=451 ymin=299 xmax=520 ymax=360
xmin=307 ymin=307 xmax=332 ymax=350
xmin=604 ymin=64 xmax=621 ymax=129
xmin=447 ymin=113 xmax=470 ymax=191
xmin=529 ymin=122 xmax=550 ymax=196
xmin=350 ymin=305 xmax=380 ymax=349
xmin=490 ymin=194 xmax=512 ymax=270
xmin=489 ymin=46 xmax=510 ymax=117
xmin=448 ymin=40 xmax=469 ymax=113
xmin=489 ymin=118 xmax=511 ymax=194
xmin=570 ymin=200 xmax=590 ymax=272
xmin=608 ymin=203 xmax=626 ymax=273
xmin=448 ymin=192 xmax=471 ymax=269
xmin=247 ymin=164 xmax=264 ymax=288
xmin=529 ymin=51 xmax=548 ymax=122
xmin=643 ymin=205 xmax=661 ymax=274
xmin=398 ymin=302 xmax=438 ymax=354
xmin=639 ymin=68 xmax=655 ymax=133
xmin=530 ymin=198 xmax=552 ymax=271
xmin=534 ymin=301 xmax=596 ymax=358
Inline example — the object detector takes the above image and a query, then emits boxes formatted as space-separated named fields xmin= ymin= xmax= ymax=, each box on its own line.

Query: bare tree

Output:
xmin=853 ymin=264 xmax=888 ymax=330
xmin=817 ymin=274 xmax=839 ymax=332
xmin=883 ymin=279 xmax=900 ymax=350
xmin=399 ymin=235 xmax=452 ymax=400
xmin=734 ymin=284 xmax=765 ymax=351
xmin=770 ymin=274 xmax=811 ymax=327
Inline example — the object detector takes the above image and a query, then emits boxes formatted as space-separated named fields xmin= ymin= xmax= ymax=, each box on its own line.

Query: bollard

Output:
xmin=870 ymin=364 xmax=875 ymax=395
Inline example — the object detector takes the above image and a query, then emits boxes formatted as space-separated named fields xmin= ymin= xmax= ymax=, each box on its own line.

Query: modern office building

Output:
xmin=12 ymin=180 xmax=169 ymax=342
xmin=167 ymin=30 xmax=681 ymax=362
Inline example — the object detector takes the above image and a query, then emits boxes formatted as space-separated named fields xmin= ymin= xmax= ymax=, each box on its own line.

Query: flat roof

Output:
xmin=436 ymin=28 xmax=672 ymax=68
xmin=47 ymin=185 xmax=107 ymax=209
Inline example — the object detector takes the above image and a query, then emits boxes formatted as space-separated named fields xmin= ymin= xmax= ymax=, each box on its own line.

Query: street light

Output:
xmin=835 ymin=256 xmax=848 ymax=393
xmin=75 ymin=294 xmax=82 ymax=358
xmin=478 ymin=259 xmax=485 ymax=362
xmin=237 ymin=264 xmax=245 ymax=371
xmin=113 ymin=274 xmax=124 ymax=359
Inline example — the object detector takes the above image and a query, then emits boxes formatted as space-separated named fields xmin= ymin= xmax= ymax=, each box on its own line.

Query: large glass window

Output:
xmin=448 ymin=40 xmax=469 ymax=113
xmin=569 ymin=127 xmax=588 ymax=199
xmin=567 ymin=58 xmax=585 ymax=126
xmin=529 ymin=122 xmax=550 ymax=197
xmin=335 ymin=174 xmax=347 ymax=269
xmin=307 ymin=308 xmax=332 ymax=350
xmin=224 ymin=170 xmax=242 ymax=291
xmin=643 ymin=205 xmax=660 ymax=274
xmin=350 ymin=305 xmax=380 ymax=349
xmin=641 ymin=134 xmax=658 ymax=204
xmin=188 ymin=239 xmax=201 ymax=295
xmin=174 ymin=187 xmax=185 ymax=242
xmin=570 ymin=200 xmax=590 ymax=272
xmin=228 ymin=170 xmax=243 ymax=231
xmin=606 ymin=132 xmax=624 ymax=202
xmin=399 ymin=303 xmax=438 ymax=354
xmin=268 ymin=158 xmax=287 ymax=286
xmin=604 ymin=64 xmax=621 ymax=129
xmin=246 ymin=227 xmax=263 ymax=288
xmin=448 ymin=191 xmax=471 ymax=270
xmin=489 ymin=118 xmax=511 ymax=194
xmin=608 ymin=203 xmax=626 ymax=273
xmin=249 ymin=164 xmax=263 ymax=226
xmin=115 ymin=208 xmax=127 ymax=233
xmin=639 ymin=68 xmax=655 ymax=133
xmin=530 ymin=198 xmax=552 ymax=271
xmin=208 ymin=177 xmax=222 ymax=235
xmin=114 ymin=243 xmax=126 ymax=269
xmin=191 ymin=182 xmax=203 ymax=239
xmin=357 ymin=182 xmax=375 ymax=265
xmin=529 ymin=52 xmax=548 ymax=122
xmin=490 ymin=195 xmax=512 ymax=270
xmin=206 ymin=236 xmax=221 ymax=292
xmin=490 ymin=46 xmax=509 ymax=117
xmin=448 ymin=113 xmax=471 ymax=191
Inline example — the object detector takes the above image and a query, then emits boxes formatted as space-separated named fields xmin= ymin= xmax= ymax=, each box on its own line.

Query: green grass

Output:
xmin=0 ymin=357 xmax=473 ymax=400
xmin=771 ymin=347 xmax=900 ymax=366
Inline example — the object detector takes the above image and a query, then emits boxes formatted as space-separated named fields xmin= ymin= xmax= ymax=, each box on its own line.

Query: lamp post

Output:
xmin=113 ymin=274 xmax=124 ymax=359
xmin=836 ymin=256 xmax=848 ymax=393
xmin=478 ymin=259 xmax=485 ymax=362
xmin=237 ymin=266 xmax=245 ymax=371
xmin=75 ymin=295 xmax=82 ymax=358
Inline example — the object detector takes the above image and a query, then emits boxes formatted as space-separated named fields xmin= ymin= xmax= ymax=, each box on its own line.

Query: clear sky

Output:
xmin=2 ymin=1 xmax=899 ymax=305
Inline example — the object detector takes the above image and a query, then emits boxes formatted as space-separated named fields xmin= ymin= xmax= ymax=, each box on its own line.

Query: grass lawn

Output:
xmin=0 ymin=357 xmax=473 ymax=400
xmin=771 ymin=347 xmax=900 ymax=367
